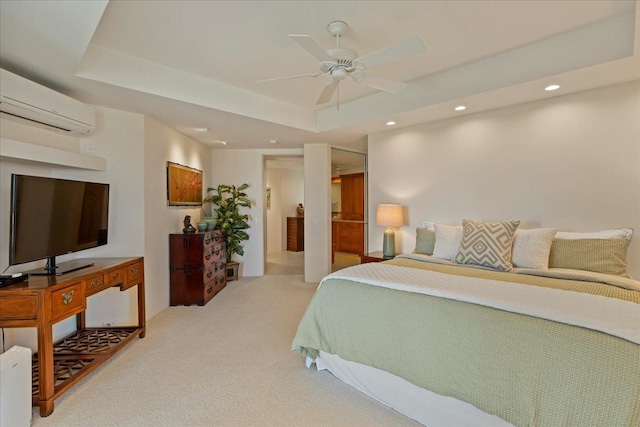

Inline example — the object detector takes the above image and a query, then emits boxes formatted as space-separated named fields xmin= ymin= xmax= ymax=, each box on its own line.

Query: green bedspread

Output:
xmin=292 ymin=260 xmax=640 ymax=427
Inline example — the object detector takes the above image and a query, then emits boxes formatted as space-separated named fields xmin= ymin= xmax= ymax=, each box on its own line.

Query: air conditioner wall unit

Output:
xmin=0 ymin=68 xmax=96 ymax=135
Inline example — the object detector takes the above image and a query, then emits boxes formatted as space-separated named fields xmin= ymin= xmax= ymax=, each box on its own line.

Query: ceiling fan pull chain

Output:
xmin=337 ymin=82 xmax=340 ymax=110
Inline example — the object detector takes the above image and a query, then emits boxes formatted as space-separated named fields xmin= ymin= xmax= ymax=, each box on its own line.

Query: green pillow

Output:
xmin=414 ymin=228 xmax=435 ymax=255
xmin=548 ymin=238 xmax=629 ymax=276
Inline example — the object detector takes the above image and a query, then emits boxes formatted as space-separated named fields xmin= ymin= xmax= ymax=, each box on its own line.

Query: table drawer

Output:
xmin=126 ymin=261 xmax=144 ymax=283
xmin=85 ymin=274 xmax=108 ymax=296
xmin=105 ymin=268 xmax=126 ymax=286
xmin=51 ymin=283 xmax=85 ymax=322
xmin=0 ymin=293 xmax=37 ymax=320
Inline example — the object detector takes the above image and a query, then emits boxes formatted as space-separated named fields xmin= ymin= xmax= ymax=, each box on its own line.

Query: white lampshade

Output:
xmin=376 ymin=204 xmax=403 ymax=227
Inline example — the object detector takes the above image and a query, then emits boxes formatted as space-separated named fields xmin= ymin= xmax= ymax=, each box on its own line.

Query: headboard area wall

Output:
xmin=368 ymin=81 xmax=640 ymax=278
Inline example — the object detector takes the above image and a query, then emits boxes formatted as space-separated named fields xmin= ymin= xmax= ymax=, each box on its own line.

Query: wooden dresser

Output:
xmin=287 ymin=217 xmax=304 ymax=252
xmin=0 ymin=257 xmax=145 ymax=417
xmin=169 ymin=230 xmax=226 ymax=306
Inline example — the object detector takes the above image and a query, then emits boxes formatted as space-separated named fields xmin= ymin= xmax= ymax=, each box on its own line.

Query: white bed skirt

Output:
xmin=315 ymin=351 xmax=513 ymax=427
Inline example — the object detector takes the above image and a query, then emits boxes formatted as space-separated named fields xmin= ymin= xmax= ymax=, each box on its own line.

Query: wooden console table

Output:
xmin=0 ymin=257 xmax=145 ymax=417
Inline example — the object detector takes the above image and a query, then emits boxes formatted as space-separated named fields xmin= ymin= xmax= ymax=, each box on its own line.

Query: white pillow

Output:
xmin=512 ymin=228 xmax=557 ymax=269
xmin=422 ymin=221 xmax=436 ymax=231
xmin=433 ymin=224 xmax=463 ymax=260
xmin=555 ymin=228 xmax=633 ymax=243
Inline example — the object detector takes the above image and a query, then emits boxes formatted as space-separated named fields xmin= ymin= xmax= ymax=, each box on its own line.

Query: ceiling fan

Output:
xmin=256 ymin=21 xmax=425 ymax=108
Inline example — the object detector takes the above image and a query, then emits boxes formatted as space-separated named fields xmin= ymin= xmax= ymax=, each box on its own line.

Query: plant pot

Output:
xmin=226 ymin=261 xmax=239 ymax=281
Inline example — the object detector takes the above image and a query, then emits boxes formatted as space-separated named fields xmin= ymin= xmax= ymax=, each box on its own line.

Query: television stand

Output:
xmin=27 ymin=257 xmax=96 ymax=276
xmin=0 ymin=257 xmax=145 ymax=417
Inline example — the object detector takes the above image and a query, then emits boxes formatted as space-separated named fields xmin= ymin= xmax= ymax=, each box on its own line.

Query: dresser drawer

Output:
xmin=51 ymin=283 xmax=85 ymax=322
xmin=202 ymin=231 xmax=215 ymax=249
xmin=0 ymin=293 xmax=37 ymax=320
xmin=85 ymin=274 xmax=108 ymax=296
xmin=203 ymin=263 xmax=217 ymax=283
xmin=212 ymin=231 xmax=224 ymax=244
xmin=203 ymin=246 xmax=216 ymax=268
xmin=213 ymin=260 xmax=226 ymax=275
xmin=211 ymin=244 xmax=224 ymax=262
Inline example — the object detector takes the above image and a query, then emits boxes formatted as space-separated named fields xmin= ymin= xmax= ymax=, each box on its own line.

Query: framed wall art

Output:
xmin=266 ymin=187 xmax=271 ymax=209
xmin=166 ymin=161 xmax=203 ymax=206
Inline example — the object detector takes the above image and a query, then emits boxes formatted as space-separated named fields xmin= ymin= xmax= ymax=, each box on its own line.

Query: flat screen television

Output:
xmin=10 ymin=174 xmax=109 ymax=275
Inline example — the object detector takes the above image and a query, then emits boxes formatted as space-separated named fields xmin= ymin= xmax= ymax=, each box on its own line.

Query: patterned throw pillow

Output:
xmin=455 ymin=219 xmax=520 ymax=271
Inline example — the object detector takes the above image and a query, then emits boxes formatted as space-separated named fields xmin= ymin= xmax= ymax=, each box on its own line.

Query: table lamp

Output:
xmin=376 ymin=204 xmax=403 ymax=258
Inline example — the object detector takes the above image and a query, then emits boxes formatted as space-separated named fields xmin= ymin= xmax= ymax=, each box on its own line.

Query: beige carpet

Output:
xmin=31 ymin=273 xmax=417 ymax=426
xmin=265 ymin=251 xmax=361 ymax=275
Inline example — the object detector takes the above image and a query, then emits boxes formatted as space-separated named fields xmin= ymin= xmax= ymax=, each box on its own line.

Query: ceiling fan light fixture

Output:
xmin=261 ymin=21 xmax=425 ymax=109
xmin=331 ymin=68 xmax=348 ymax=81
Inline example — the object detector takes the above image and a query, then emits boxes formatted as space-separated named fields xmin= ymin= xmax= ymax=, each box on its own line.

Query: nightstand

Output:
xmin=360 ymin=251 xmax=397 ymax=264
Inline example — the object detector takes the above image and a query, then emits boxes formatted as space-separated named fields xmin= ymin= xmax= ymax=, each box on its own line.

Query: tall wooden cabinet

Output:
xmin=332 ymin=172 xmax=365 ymax=256
xmin=340 ymin=173 xmax=364 ymax=221
xmin=287 ymin=217 xmax=304 ymax=252
xmin=169 ymin=230 xmax=226 ymax=306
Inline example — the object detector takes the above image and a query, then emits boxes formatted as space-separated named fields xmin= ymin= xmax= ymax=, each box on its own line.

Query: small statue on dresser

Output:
xmin=296 ymin=203 xmax=304 ymax=217
xmin=183 ymin=215 xmax=196 ymax=233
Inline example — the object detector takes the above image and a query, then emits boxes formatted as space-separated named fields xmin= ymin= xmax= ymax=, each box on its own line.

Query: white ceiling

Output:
xmin=1 ymin=1 xmax=639 ymax=150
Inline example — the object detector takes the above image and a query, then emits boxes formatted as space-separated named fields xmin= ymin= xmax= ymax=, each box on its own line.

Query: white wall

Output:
xmin=143 ymin=116 xmax=211 ymax=319
xmin=304 ymin=144 xmax=331 ymax=282
xmin=211 ymin=148 xmax=303 ymax=276
xmin=368 ymin=81 xmax=640 ymax=278
xmin=0 ymin=108 xmax=211 ymax=352
xmin=0 ymin=107 xmax=146 ymax=349
xmin=266 ymin=164 xmax=304 ymax=253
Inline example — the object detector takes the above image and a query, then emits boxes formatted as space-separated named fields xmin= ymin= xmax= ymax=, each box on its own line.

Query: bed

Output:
xmin=292 ymin=223 xmax=640 ymax=426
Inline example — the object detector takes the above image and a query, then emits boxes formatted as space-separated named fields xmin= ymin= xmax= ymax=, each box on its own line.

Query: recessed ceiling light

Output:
xmin=269 ymin=139 xmax=278 ymax=144
xmin=386 ymin=121 xmax=396 ymax=126
xmin=195 ymin=127 xmax=209 ymax=132
xmin=214 ymin=140 xmax=227 ymax=145
xmin=545 ymin=84 xmax=560 ymax=91
xmin=454 ymin=105 xmax=466 ymax=111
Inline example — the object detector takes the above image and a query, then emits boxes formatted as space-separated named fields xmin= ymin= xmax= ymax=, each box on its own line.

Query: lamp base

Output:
xmin=382 ymin=228 xmax=395 ymax=258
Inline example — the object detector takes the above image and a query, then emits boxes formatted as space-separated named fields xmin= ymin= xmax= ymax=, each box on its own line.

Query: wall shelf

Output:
xmin=0 ymin=138 xmax=106 ymax=170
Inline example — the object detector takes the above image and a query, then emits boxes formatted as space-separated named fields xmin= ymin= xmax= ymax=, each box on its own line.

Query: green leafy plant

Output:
xmin=203 ymin=183 xmax=251 ymax=263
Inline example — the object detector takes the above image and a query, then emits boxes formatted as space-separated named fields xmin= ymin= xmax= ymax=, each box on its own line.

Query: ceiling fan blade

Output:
xmin=316 ymin=81 xmax=338 ymax=105
xmin=353 ymin=73 xmax=407 ymax=94
xmin=255 ymin=73 xmax=322 ymax=83
xmin=289 ymin=34 xmax=334 ymax=62
xmin=354 ymin=36 xmax=425 ymax=69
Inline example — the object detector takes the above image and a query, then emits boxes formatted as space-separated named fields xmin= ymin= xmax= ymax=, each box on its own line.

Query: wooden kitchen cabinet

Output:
xmin=339 ymin=173 xmax=364 ymax=221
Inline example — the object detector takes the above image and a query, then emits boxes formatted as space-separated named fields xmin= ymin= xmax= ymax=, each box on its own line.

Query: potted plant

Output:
xmin=203 ymin=184 xmax=252 ymax=269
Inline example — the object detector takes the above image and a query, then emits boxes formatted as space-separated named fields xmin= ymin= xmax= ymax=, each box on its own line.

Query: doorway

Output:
xmin=264 ymin=156 xmax=305 ymax=276
xmin=331 ymin=147 xmax=367 ymax=272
